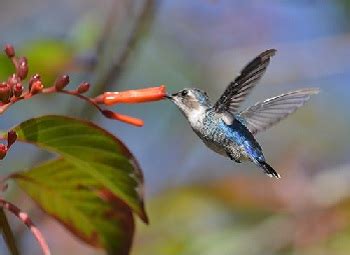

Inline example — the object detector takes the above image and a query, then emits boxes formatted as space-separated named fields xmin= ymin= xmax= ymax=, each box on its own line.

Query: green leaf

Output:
xmin=12 ymin=158 xmax=134 ymax=254
xmin=10 ymin=115 xmax=148 ymax=223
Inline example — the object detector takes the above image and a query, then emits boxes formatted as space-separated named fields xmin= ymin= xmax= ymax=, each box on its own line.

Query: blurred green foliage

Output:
xmin=0 ymin=55 xmax=15 ymax=81
xmin=133 ymin=169 xmax=350 ymax=255
xmin=19 ymin=40 xmax=73 ymax=86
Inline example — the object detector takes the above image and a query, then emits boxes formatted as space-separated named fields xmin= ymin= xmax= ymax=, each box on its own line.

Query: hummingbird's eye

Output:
xmin=181 ymin=90 xmax=188 ymax=96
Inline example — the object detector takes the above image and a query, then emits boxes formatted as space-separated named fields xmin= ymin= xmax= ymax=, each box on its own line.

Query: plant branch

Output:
xmin=89 ymin=0 xmax=157 ymax=97
xmin=0 ymin=198 xmax=51 ymax=255
xmin=0 ymin=208 xmax=20 ymax=255
xmin=0 ymin=87 xmax=105 ymax=116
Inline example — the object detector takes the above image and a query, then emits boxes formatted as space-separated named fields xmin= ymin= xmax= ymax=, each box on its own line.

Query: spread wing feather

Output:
xmin=213 ymin=49 xmax=276 ymax=113
xmin=238 ymin=88 xmax=320 ymax=134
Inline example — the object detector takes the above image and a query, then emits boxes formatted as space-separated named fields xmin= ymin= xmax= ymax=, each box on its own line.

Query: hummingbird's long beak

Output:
xmin=165 ymin=93 xmax=173 ymax=99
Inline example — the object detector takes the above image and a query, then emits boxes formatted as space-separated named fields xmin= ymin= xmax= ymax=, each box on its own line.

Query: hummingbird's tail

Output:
xmin=258 ymin=161 xmax=281 ymax=179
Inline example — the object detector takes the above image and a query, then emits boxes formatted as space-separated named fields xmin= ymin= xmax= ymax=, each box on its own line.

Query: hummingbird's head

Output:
xmin=166 ymin=88 xmax=211 ymax=117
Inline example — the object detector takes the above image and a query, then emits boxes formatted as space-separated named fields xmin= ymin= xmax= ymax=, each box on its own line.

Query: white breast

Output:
xmin=188 ymin=107 xmax=206 ymax=130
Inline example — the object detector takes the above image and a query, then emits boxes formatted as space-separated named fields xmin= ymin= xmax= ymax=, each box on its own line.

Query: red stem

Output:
xmin=0 ymin=87 xmax=106 ymax=116
xmin=56 ymin=89 xmax=106 ymax=114
xmin=0 ymin=197 xmax=51 ymax=255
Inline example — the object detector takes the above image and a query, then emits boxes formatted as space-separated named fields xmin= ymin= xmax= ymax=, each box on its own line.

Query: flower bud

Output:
xmin=103 ymin=85 xmax=167 ymax=105
xmin=30 ymin=80 xmax=43 ymax=95
xmin=102 ymin=110 xmax=144 ymax=127
xmin=7 ymin=130 xmax=17 ymax=148
xmin=17 ymin=57 xmax=28 ymax=80
xmin=4 ymin=44 xmax=15 ymax=58
xmin=77 ymin=82 xmax=90 ymax=94
xmin=0 ymin=82 xmax=11 ymax=103
xmin=13 ymin=83 xmax=23 ymax=97
xmin=7 ymin=74 xmax=20 ymax=88
xmin=0 ymin=144 xmax=7 ymax=160
xmin=29 ymin=74 xmax=41 ymax=90
xmin=54 ymin=75 xmax=70 ymax=91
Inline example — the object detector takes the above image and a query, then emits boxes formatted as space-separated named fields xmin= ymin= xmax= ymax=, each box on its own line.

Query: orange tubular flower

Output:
xmin=103 ymin=85 xmax=167 ymax=105
xmin=102 ymin=110 xmax=144 ymax=127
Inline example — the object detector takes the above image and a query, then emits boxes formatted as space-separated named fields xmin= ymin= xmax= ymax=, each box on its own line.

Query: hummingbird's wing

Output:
xmin=213 ymin=49 xmax=276 ymax=114
xmin=238 ymin=88 xmax=319 ymax=134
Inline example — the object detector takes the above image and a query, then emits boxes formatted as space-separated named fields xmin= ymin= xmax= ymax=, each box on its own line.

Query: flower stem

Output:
xmin=0 ymin=198 xmax=51 ymax=255
xmin=0 ymin=208 xmax=20 ymax=255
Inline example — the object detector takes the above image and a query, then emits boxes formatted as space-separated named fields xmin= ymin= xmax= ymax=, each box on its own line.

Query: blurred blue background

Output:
xmin=1 ymin=0 xmax=350 ymax=254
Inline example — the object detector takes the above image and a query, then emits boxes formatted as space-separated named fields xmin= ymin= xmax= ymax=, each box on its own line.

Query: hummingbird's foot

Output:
xmin=226 ymin=152 xmax=241 ymax=163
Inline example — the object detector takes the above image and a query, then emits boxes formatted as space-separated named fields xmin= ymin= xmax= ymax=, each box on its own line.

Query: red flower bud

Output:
xmin=7 ymin=130 xmax=17 ymax=148
xmin=29 ymin=74 xmax=41 ymax=90
xmin=7 ymin=74 xmax=20 ymax=88
xmin=0 ymin=144 xmax=7 ymax=160
xmin=17 ymin=57 xmax=28 ymax=80
xmin=29 ymin=74 xmax=41 ymax=84
xmin=103 ymin=85 xmax=167 ymax=105
xmin=13 ymin=83 xmax=23 ymax=97
xmin=54 ymin=75 xmax=70 ymax=91
xmin=4 ymin=44 xmax=15 ymax=58
xmin=77 ymin=82 xmax=90 ymax=94
xmin=102 ymin=110 xmax=144 ymax=127
xmin=0 ymin=82 xmax=11 ymax=103
xmin=30 ymin=80 xmax=43 ymax=95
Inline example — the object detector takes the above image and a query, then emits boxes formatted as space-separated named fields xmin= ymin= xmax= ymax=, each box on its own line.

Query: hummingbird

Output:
xmin=167 ymin=49 xmax=319 ymax=178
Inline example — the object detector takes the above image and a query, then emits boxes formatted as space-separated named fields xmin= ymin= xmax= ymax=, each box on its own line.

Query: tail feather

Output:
xmin=259 ymin=161 xmax=281 ymax=179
